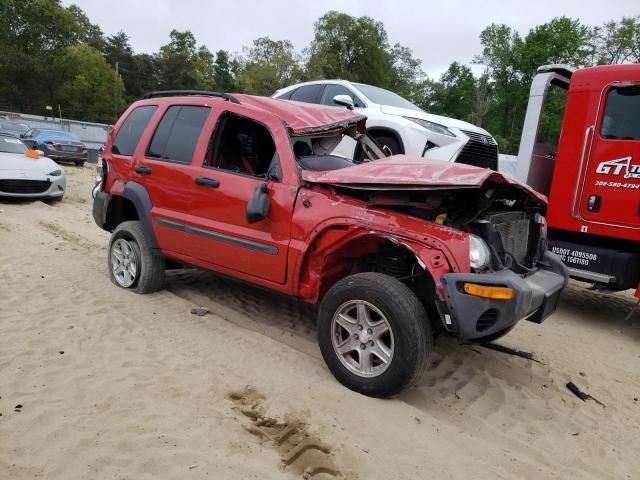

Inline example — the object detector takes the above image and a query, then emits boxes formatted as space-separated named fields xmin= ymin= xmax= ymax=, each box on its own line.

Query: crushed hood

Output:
xmin=234 ymin=95 xmax=366 ymax=136
xmin=302 ymin=155 xmax=547 ymax=203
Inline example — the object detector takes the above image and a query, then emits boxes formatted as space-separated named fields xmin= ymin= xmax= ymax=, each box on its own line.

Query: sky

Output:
xmin=62 ymin=0 xmax=639 ymax=78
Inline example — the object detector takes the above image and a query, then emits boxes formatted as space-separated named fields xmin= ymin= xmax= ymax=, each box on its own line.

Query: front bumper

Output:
xmin=439 ymin=252 xmax=569 ymax=340
xmin=0 ymin=175 xmax=66 ymax=199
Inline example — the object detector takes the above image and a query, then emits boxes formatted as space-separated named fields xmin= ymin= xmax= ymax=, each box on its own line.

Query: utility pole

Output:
xmin=114 ymin=61 xmax=119 ymax=123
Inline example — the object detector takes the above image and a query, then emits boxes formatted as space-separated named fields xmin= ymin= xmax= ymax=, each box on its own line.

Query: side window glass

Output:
xmin=600 ymin=86 xmax=640 ymax=140
xmin=320 ymin=84 xmax=364 ymax=108
xmin=277 ymin=89 xmax=296 ymax=100
xmin=147 ymin=105 xmax=210 ymax=164
xmin=289 ymin=85 xmax=324 ymax=104
xmin=208 ymin=113 xmax=277 ymax=179
xmin=112 ymin=106 xmax=157 ymax=156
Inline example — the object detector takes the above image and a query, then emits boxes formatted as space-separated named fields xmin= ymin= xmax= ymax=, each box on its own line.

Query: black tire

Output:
xmin=108 ymin=220 xmax=165 ymax=294
xmin=317 ymin=272 xmax=432 ymax=398
xmin=374 ymin=135 xmax=402 ymax=155
xmin=75 ymin=160 xmax=85 ymax=167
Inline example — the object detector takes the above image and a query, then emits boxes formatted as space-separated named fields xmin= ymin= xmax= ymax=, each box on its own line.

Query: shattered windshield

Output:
xmin=291 ymin=131 xmax=388 ymax=172
xmin=0 ymin=135 xmax=28 ymax=154
xmin=292 ymin=136 xmax=355 ymax=172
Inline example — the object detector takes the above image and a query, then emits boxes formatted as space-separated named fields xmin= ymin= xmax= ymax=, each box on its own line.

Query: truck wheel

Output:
xmin=317 ymin=272 xmax=432 ymax=397
xmin=108 ymin=221 xmax=165 ymax=294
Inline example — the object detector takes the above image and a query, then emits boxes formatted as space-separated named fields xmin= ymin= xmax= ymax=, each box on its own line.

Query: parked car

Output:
xmin=21 ymin=129 xmax=88 ymax=166
xmin=0 ymin=133 xmax=66 ymax=200
xmin=0 ymin=120 xmax=30 ymax=138
xmin=92 ymin=91 xmax=568 ymax=398
xmin=273 ymin=80 xmax=499 ymax=170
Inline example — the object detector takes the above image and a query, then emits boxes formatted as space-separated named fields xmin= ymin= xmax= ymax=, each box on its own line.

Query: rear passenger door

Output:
xmin=133 ymin=104 xmax=212 ymax=255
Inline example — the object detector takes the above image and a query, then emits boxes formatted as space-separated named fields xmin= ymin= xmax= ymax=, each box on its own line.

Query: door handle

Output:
xmin=134 ymin=166 xmax=152 ymax=175
xmin=195 ymin=176 xmax=220 ymax=188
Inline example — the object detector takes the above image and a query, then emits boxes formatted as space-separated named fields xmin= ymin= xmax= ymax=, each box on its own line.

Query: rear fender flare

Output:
xmin=121 ymin=181 xmax=158 ymax=249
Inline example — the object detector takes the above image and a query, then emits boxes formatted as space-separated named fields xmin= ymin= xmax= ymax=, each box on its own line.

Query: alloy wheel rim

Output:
xmin=331 ymin=300 xmax=395 ymax=378
xmin=111 ymin=238 xmax=139 ymax=288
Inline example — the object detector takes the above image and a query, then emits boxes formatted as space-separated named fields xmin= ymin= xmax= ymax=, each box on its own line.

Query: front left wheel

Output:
xmin=108 ymin=221 xmax=165 ymax=294
xmin=317 ymin=272 xmax=432 ymax=398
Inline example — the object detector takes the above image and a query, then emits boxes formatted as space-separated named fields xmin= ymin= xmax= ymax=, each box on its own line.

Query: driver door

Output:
xmin=579 ymin=83 xmax=640 ymax=229
xmin=185 ymin=105 xmax=296 ymax=284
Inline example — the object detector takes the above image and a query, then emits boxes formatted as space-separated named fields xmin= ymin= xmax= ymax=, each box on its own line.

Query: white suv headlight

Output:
xmin=403 ymin=117 xmax=455 ymax=137
xmin=469 ymin=234 xmax=491 ymax=271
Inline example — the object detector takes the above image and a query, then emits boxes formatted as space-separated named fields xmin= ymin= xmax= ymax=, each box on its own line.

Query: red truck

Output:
xmin=93 ymin=91 xmax=568 ymax=397
xmin=516 ymin=64 xmax=640 ymax=297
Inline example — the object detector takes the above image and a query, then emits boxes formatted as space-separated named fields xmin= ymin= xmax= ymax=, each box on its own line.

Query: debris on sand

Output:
xmin=190 ymin=307 xmax=209 ymax=317
xmin=479 ymin=342 xmax=546 ymax=365
xmin=566 ymin=382 xmax=606 ymax=408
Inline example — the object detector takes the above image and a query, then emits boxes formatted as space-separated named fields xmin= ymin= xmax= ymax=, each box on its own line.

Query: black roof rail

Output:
xmin=141 ymin=90 xmax=241 ymax=104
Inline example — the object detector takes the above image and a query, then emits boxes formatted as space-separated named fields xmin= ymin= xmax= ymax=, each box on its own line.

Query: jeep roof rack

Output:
xmin=141 ymin=90 xmax=241 ymax=104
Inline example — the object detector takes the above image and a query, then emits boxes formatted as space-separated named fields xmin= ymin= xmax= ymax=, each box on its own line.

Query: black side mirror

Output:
xmin=246 ymin=183 xmax=270 ymax=224
xmin=20 ymin=133 xmax=26 ymax=138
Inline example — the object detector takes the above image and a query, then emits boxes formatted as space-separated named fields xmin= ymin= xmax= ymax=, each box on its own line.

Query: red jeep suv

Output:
xmin=93 ymin=90 xmax=568 ymax=397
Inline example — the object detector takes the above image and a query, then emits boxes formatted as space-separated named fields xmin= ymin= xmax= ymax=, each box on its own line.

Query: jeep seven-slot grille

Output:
xmin=0 ymin=180 xmax=50 ymax=194
xmin=489 ymin=212 xmax=531 ymax=265
xmin=457 ymin=130 xmax=498 ymax=171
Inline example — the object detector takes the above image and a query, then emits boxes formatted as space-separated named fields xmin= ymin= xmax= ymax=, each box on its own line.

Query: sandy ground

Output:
xmin=0 ymin=165 xmax=639 ymax=480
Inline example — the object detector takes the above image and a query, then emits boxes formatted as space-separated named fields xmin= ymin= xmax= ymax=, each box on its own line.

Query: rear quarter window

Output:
xmin=112 ymin=105 xmax=158 ymax=156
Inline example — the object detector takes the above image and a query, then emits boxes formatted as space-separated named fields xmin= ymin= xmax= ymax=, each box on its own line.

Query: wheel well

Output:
xmin=105 ymin=195 xmax=139 ymax=231
xmin=299 ymin=229 xmax=436 ymax=307
xmin=366 ymin=128 xmax=405 ymax=154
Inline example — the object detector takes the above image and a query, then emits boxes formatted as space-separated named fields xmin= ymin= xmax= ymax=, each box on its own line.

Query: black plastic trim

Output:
xmin=156 ymin=217 xmax=278 ymax=255
xmin=122 ymin=182 xmax=159 ymax=249
xmin=142 ymin=90 xmax=241 ymax=104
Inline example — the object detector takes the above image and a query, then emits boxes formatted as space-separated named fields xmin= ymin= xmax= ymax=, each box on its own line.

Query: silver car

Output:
xmin=0 ymin=134 xmax=66 ymax=200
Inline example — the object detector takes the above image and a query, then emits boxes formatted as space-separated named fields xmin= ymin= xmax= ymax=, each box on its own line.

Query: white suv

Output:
xmin=273 ymin=80 xmax=498 ymax=170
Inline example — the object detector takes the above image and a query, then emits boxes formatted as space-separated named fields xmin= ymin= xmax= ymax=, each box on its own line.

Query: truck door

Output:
xmin=579 ymin=84 xmax=640 ymax=229
xmin=186 ymin=106 xmax=296 ymax=284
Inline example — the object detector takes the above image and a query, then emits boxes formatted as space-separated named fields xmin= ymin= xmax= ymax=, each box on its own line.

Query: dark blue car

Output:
xmin=21 ymin=128 xmax=88 ymax=166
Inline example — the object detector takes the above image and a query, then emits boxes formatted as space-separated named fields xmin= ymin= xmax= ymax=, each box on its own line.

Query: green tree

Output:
xmin=593 ymin=16 xmax=640 ymax=64
xmin=388 ymin=44 xmax=424 ymax=100
xmin=306 ymin=11 xmax=393 ymax=87
xmin=0 ymin=0 xmax=84 ymax=111
xmin=213 ymin=49 xmax=239 ymax=92
xmin=55 ymin=44 xmax=125 ymax=123
xmin=66 ymin=4 xmax=104 ymax=50
xmin=156 ymin=30 xmax=213 ymax=90
xmin=238 ymin=37 xmax=302 ymax=95
xmin=428 ymin=62 xmax=477 ymax=122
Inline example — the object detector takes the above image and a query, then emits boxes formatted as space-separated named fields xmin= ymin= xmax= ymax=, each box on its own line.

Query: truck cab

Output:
xmin=516 ymin=64 xmax=640 ymax=291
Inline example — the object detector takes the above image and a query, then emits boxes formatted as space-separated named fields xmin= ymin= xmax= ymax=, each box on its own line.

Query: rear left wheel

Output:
xmin=108 ymin=221 xmax=165 ymax=294
xmin=317 ymin=272 xmax=432 ymax=398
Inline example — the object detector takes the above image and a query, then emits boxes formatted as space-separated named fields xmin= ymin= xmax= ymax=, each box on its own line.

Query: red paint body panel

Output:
xmin=231 ymin=95 xmax=366 ymax=135
xmin=302 ymin=155 xmax=547 ymax=203
xmin=547 ymin=64 xmax=640 ymax=242
xmin=101 ymin=93 xmax=541 ymax=303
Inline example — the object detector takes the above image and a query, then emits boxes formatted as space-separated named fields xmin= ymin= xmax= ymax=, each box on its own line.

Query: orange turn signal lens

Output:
xmin=25 ymin=149 xmax=39 ymax=159
xmin=463 ymin=283 xmax=514 ymax=300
